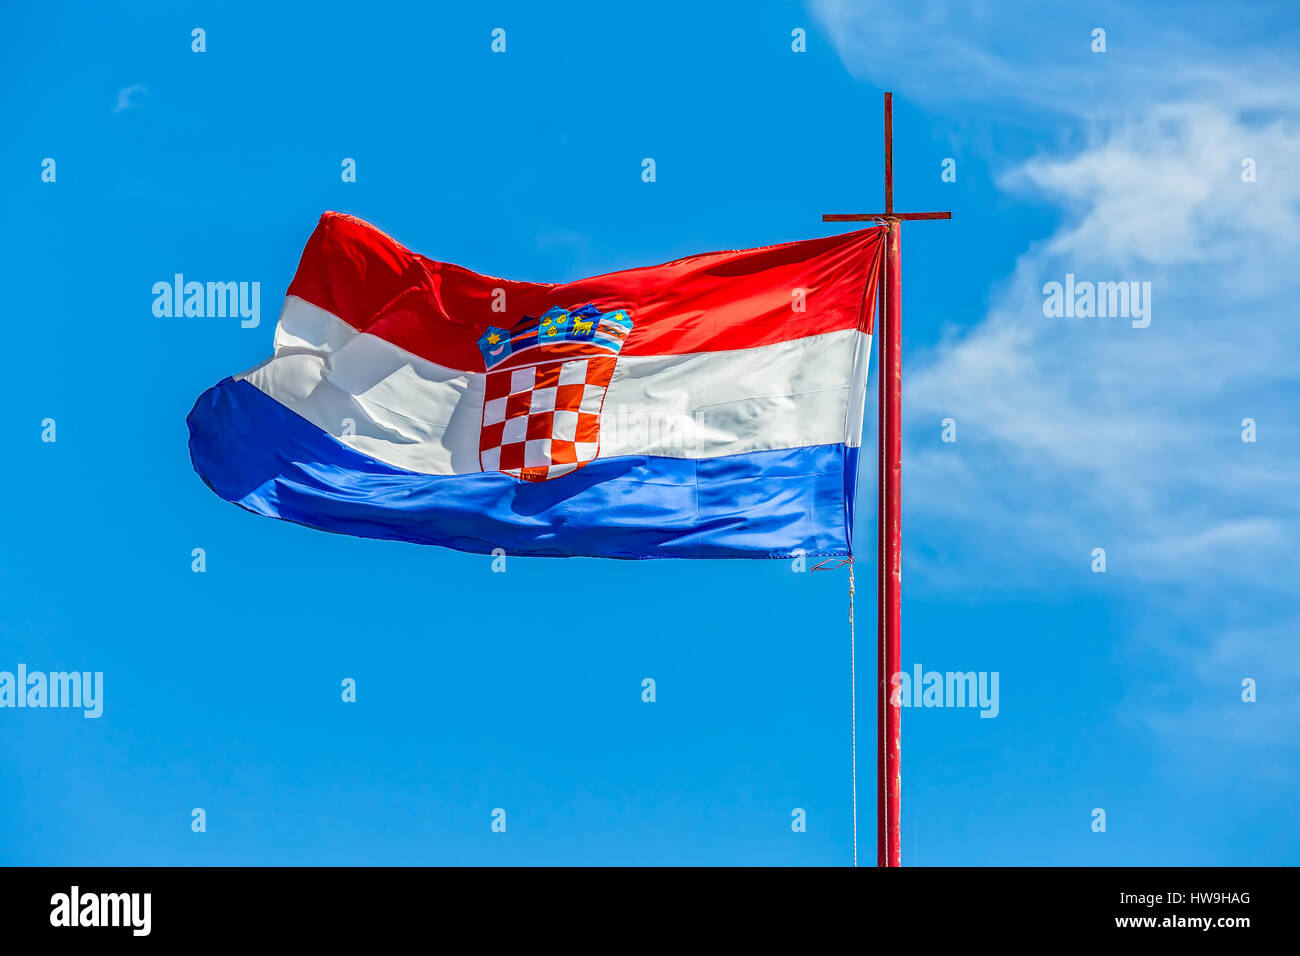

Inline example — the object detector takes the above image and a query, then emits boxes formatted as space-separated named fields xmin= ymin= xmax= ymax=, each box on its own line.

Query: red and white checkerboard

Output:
xmin=479 ymin=356 xmax=617 ymax=481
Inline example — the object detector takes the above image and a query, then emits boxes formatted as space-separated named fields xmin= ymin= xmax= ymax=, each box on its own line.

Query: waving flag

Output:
xmin=188 ymin=213 xmax=884 ymax=558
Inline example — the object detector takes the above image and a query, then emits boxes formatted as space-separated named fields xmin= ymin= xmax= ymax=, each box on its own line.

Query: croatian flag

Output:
xmin=188 ymin=213 xmax=884 ymax=558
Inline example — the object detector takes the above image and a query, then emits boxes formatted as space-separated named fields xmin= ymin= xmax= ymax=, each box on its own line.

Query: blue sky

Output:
xmin=1 ymin=1 xmax=1296 ymax=865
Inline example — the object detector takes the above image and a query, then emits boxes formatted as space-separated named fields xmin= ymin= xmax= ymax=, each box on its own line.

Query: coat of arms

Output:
xmin=476 ymin=305 xmax=634 ymax=481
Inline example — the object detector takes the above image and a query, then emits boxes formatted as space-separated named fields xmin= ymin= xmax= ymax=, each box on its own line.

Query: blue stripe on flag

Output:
xmin=187 ymin=378 xmax=858 ymax=559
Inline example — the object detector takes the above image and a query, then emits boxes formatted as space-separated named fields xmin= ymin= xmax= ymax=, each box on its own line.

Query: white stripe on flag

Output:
xmin=237 ymin=296 xmax=872 ymax=476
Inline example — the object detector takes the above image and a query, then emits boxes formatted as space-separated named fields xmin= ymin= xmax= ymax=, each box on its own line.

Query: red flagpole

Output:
xmin=879 ymin=92 xmax=903 ymax=867
xmin=878 ymin=91 xmax=899 ymax=868
xmin=880 ymin=217 xmax=903 ymax=868
xmin=823 ymin=91 xmax=949 ymax=868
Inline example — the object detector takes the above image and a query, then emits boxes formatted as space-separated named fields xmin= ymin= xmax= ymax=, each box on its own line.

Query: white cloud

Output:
xmin=112 ymin=84 xmax=149 ymax=114
xmin=906 ymin=102 xmax=1300 ymax=595
xmin=812 ymin=1 xmax=1300 ymax=766
xmin=813 ymin=0 xmax=1300 ymax=589
xmin=810 ymin=0 xmax=1300 ymax=121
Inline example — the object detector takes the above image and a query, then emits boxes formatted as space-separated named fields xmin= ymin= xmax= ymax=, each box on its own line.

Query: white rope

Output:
xmin=849 ymin=558 xmax=857 ymax=867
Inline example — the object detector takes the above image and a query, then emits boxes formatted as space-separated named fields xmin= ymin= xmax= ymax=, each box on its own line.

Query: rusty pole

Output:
xmin=823 ymin=91 xmax=951 ymax=867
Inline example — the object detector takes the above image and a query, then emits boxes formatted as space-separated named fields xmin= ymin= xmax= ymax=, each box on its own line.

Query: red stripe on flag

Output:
xmin=287 ymin=212 xmax=884 ymax=372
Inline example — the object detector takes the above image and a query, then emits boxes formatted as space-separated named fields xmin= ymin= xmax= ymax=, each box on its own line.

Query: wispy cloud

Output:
xmin=112 ymin=84 xmax=149 ymax=114
xmin=811 ymin=0 xmax=1300 ymax=121
xmin=904 ymin=102 xmax=1300 ymax=596
xmin=812 ymin=1 xmax=1300 ymax=763
xmin=814 ymin=0 xmax=1300 ymax=586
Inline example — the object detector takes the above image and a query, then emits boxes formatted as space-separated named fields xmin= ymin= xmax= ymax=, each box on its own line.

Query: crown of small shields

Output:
xmin=477 ymin=304 xmax=634 ymax=369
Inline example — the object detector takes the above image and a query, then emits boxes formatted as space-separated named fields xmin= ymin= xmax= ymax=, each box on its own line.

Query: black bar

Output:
xmin=0 ymin=866 xmax=1281 ymax=942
